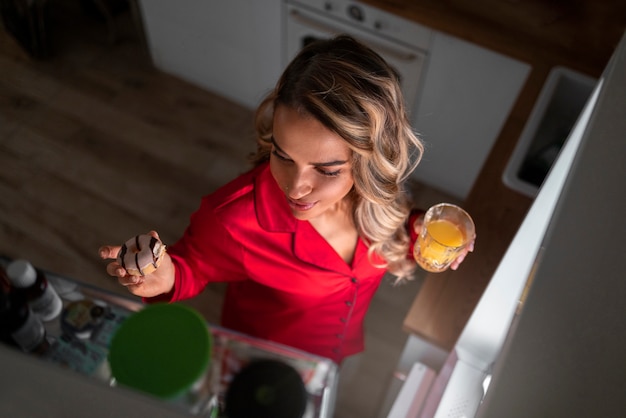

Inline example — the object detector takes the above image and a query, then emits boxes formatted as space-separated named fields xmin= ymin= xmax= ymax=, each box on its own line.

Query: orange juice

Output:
xmin=415 ymin=219 xmax=466 ymax=272
xmin=427 ymin=220 xmax=465 ymax=247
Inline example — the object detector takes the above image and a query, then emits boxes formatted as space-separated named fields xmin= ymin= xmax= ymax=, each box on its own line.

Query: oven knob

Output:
xmin=347 ymin=4 xmax=364 ymax=22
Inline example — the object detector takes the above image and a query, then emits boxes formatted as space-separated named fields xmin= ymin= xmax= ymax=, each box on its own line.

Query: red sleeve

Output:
xmin=150 ymin=196 xmax=248 ymax=303
xmin=407 ymin=208 xmax=425 ymax=259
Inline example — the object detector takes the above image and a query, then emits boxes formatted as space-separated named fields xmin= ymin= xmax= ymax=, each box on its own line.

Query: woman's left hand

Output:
xmin=449 ymin=237 xmax=475 ymax=270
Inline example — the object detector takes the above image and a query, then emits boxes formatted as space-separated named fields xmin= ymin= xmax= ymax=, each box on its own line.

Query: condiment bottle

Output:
xmin=6 ymin=259 xmax=62 ymax=321
xmin=0 ymin=265 xmax=48 ymax=353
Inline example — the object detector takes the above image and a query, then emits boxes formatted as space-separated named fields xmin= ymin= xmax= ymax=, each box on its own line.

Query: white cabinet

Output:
xmin=411 ymin=32 xmax=531 ymax=200
xmin=137 ymin=0 xmax=283 ymax=109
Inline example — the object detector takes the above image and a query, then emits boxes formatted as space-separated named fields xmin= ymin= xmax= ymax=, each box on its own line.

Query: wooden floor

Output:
xmin=0 ymin=3 xmax=458 ymax=417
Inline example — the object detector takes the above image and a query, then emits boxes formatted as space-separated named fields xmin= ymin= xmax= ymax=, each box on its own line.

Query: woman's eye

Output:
xmin=272 ymin=150 xmax=291 ymax=162
xmin=272 ymin=149 xmax=341 ymax=177
xmin=317 ymin=168 xmax=341 ymax=177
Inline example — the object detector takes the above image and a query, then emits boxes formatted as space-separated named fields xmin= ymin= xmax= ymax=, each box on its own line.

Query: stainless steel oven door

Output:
xmin=284 ymin=2 xmax=428 ymax=117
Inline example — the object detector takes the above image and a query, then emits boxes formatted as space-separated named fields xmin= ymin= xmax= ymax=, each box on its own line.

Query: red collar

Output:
xmin=253 ymin=163 xmax=376 ymax=273
xmin=254 ymin=162 xmax=297 ymax=233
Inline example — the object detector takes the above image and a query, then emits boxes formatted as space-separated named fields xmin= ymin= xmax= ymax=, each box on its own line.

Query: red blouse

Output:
xmin=164 ymin=163 xmax=391 ymax=363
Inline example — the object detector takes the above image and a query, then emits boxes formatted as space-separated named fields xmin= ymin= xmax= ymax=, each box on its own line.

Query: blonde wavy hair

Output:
xmin=251 ymin=35 xmax=424 ymax=281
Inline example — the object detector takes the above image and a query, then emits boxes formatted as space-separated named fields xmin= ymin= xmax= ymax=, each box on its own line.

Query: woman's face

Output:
xmin=270 ymin=105 xmax=354 ymax=221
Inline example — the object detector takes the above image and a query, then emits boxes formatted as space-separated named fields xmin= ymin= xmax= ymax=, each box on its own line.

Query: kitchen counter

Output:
xmin=362 ymin=0 xmax=626 ymax=350
xmin=362 ymin=0 xmax=625 ymax=76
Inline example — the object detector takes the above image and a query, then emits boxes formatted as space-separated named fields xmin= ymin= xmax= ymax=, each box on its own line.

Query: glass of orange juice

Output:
xmin=414 ymin=203 xmax=475 ymax=273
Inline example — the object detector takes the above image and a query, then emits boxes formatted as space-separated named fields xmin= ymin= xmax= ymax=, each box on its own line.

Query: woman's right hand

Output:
xmin=98 ymin=230 xmax=176 ymax=298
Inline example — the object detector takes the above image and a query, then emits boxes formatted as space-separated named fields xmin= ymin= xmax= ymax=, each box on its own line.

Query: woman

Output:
xmin=99 ymin=35 xmax=472 ymax=364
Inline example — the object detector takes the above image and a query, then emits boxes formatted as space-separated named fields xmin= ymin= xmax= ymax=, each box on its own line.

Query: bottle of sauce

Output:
xmin=6 ymin=259 xmax=62 ymax=322
xmin=0 ymin=265 xmax=48 ymax=353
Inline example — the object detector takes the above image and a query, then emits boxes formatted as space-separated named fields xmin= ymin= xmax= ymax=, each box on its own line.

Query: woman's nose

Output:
xmin=286 ymin=172 xmax=312 ymax=199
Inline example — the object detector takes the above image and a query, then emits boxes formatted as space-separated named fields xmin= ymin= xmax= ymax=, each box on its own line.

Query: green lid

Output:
xmin=108 ymin=303 xmax=212 ymax=400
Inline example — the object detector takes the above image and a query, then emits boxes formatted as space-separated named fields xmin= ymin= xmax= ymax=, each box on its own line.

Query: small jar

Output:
xmin=6 ymin=259 xmax=62 ymax=321
xmin=60 ymin=299 xmax=107 ymax=340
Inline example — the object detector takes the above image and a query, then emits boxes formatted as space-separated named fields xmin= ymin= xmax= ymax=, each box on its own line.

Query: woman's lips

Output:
xmin=287 ymin=198 xmax=316 ymax=211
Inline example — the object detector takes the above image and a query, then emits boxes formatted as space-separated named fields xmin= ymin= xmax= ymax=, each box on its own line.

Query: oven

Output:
xmin=283 ymin=0 xmax=432 ymax=119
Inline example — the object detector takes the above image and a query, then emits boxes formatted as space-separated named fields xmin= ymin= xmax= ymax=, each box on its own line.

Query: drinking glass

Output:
xmin=414 ymin=203 xmax=475 ymax=273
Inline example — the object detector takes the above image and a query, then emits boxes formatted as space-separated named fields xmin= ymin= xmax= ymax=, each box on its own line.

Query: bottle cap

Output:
xmin=6 ymin=260 xmax=37 ymax=288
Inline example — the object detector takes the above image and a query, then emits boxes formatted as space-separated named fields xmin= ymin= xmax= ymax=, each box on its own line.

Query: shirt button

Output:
xmin=336 ymin=334 xmax=343 ymax=339
xmin=345 ymin=301 xmax=353 ymax=307
xmin=339 ymin=317 xmax=347 ymax=323
xmin=351 ymin=277 xmax=358 ymax=284
xmin=332 ymin=348 xmax=340 ymax=354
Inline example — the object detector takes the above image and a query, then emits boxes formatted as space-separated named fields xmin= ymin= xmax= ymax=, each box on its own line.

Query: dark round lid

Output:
xmin=108 ymin=303 xmax=211 ymax=400
xmin=224 ymin=358 xmax=308 ymax=418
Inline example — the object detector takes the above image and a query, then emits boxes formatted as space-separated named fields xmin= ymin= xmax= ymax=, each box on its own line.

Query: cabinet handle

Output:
xmin=289 ymin=9 xmax=419 ymax=62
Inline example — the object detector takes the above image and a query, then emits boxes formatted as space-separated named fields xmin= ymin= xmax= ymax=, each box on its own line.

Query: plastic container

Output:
xmin=108 ymin=303 xmax=212 ymax=401
xmin=6 ymin=259 xmax=62 ymax=321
